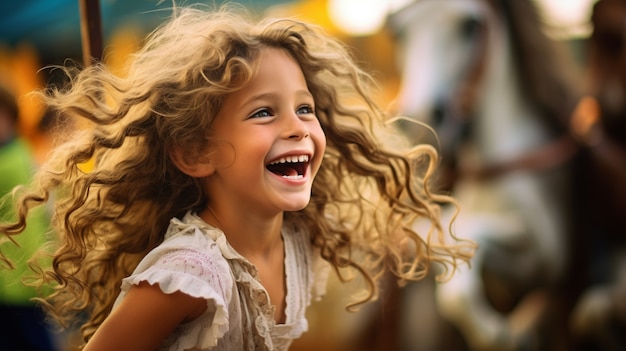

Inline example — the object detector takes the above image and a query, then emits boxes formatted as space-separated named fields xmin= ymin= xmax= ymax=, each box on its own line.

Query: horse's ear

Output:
xmin=169 ymin=147 xmax=215 ymax=177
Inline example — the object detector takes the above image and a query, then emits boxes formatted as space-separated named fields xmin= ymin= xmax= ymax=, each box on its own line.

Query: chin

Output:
xmin=281 ymin=197 xmax=311 ymax=212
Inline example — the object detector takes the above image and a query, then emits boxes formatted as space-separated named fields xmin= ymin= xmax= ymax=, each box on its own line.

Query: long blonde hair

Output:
xmin=0 ymin=4 xmax=473 ymax=344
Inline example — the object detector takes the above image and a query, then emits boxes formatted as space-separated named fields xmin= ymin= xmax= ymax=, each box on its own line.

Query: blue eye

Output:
xmin=297 ymin=105 xmax=315 ymax=115
xmin=250 ymin=108 xmax=273 ymax=118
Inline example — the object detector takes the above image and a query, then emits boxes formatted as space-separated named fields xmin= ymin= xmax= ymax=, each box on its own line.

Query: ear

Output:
xmin=169 ymin=147 xmax=216 ymax=178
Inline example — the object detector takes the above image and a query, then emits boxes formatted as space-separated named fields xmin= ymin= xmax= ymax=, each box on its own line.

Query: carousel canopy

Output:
xmin=0 ymin=0 xmax=292 ymax=62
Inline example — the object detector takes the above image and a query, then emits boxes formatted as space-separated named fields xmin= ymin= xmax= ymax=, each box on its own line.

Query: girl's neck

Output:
xmin=199 ymin=206 xmax=283 ymax=259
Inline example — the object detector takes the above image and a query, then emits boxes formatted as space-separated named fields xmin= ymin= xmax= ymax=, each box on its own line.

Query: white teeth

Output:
xmin=282 ymin=175 xmax=304 ymax=180
xmin=268 ymin=154 xmax=309 ymax=165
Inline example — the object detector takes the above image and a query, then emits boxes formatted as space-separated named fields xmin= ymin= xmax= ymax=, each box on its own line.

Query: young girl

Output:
xmin=0 ymin=4 xmax=473 ymax=351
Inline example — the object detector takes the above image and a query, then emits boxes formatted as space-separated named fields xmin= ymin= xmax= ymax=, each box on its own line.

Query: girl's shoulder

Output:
xmin=117 ymin=212 xmax=236 ymax=308
xmin=114 ymin=213 xmax=235 ymax=350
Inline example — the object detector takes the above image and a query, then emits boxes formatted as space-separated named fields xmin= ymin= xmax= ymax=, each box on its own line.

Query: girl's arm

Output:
xmin=84 ymin=281 xmax=207 ymax=351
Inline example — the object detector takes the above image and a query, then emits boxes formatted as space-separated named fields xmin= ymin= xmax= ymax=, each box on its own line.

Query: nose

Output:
xmin=281 ymin=112 xmax=309 ymax=140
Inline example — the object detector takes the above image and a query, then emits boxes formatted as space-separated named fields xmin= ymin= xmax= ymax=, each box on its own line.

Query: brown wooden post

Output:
xmin=79 ymin=0 xmax=103 ymax=66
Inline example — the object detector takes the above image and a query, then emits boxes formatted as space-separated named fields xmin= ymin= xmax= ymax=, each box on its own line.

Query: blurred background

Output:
xmin=1 ymin=0 xmax=624 ymax=350
xmin=0 ymin=0 xmax=597 ymax=163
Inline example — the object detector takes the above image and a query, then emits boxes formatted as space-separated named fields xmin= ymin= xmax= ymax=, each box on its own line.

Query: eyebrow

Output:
xmin=242 ymin=90 xmax=314 ymax=107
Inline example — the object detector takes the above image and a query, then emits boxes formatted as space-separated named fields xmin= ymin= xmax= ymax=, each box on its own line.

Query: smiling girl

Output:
xmin=0 ymin=4 xmax=473 ymax=351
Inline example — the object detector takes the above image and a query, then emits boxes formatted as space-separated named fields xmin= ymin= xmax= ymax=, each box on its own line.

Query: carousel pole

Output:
xmin=79 ymin=0 xmax=103 ymax=66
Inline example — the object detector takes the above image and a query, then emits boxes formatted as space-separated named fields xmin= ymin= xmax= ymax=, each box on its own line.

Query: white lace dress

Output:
xmin=112 ymin=211 xmax=329 ymax=351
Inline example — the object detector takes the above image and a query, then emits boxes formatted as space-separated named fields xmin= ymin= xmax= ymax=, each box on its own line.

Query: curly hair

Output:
xmin=0 ymin=3 xmax=474 ymax=344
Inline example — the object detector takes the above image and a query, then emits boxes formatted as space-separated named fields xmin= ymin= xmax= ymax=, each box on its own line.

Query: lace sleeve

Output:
xmin=117 ymin=237 xmax=234 ymax=350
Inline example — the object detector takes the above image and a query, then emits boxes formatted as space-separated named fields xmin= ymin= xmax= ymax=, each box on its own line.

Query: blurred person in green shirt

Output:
xmin=0 ymin=85 xmax=56 ymax=351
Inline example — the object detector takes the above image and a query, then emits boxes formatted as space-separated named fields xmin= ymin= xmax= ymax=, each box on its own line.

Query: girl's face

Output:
xmin=205 ymin=48 xmax=326 ymax=218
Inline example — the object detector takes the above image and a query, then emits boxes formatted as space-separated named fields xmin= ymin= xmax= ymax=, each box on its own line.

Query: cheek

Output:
xmin=314 ymin=121 xmax=326 ymax=148
xmin=211 ymin=139 xmax=238 ymax=169
xmin=317 ymin=130 xmax=327 ymax=154
xmin=312 ymin=126 xmax=327 ymax=171
xmin=229 ymin=133 xmax=272 ymax=167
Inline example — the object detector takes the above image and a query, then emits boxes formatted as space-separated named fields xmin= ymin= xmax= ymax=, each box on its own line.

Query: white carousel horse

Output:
xmin=388 ymin=0 xmax=582 ymax=349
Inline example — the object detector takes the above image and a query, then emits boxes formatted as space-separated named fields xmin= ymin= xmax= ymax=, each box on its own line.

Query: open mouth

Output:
xmin=266 ymin=154 xmax=310 ymax=180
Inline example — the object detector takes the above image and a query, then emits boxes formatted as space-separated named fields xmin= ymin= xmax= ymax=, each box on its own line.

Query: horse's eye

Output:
xmin=459 ymin=17 xmax=482 ymax=40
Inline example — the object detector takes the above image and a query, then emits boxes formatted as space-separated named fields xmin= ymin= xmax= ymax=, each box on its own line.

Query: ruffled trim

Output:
xmin=115 ymin=218 xmax=235 ymax=351
xmin=227 ymin=255 xmax=276 ymax=350
xmin=120 ymin=269 xmax=230 ymax=350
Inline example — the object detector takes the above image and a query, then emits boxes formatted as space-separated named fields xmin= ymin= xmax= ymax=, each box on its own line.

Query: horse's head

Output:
xmin=387 ymin=0 xmax=496 ymax=188
xmin=389 ymin=0 xmax=489 ymax=124
xmin=387 ymin=0 xmax=581 ymax=186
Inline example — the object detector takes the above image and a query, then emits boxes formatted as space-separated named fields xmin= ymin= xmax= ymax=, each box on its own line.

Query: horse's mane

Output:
xmin=489 ymin=0 xmax=583 ymax=133
xmin=588 ymin=0 xmax=626 ymax=145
